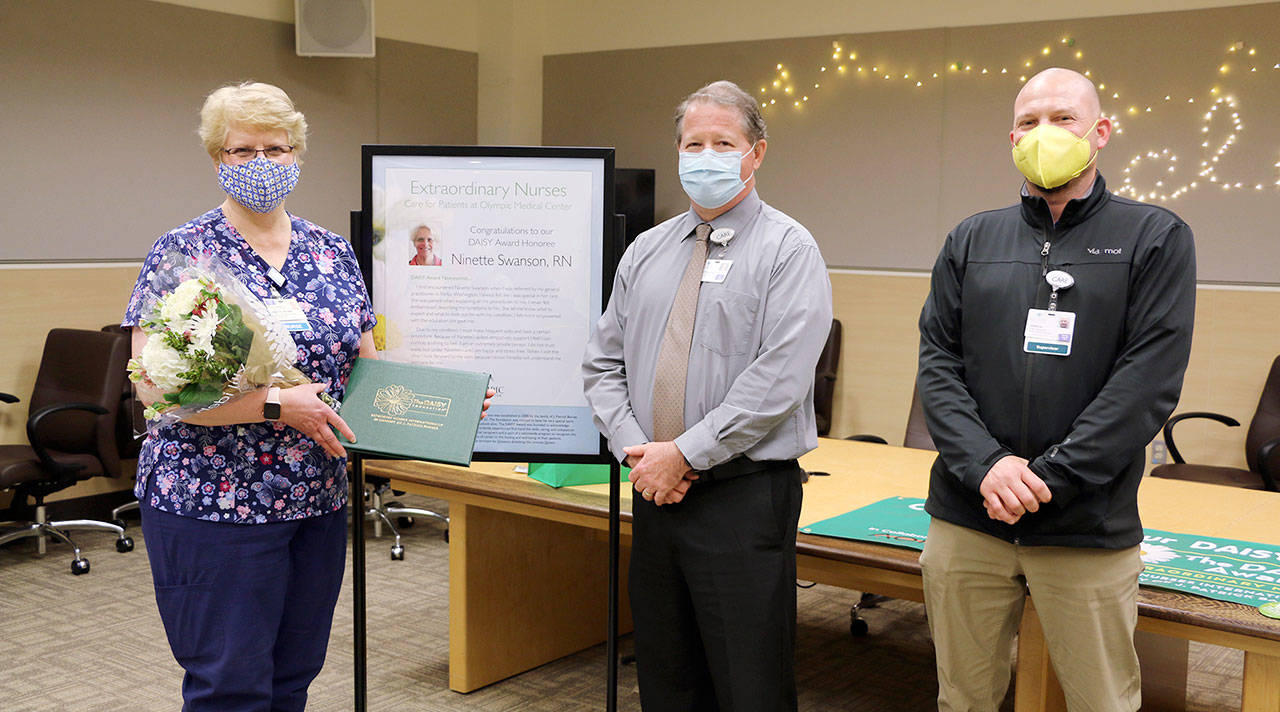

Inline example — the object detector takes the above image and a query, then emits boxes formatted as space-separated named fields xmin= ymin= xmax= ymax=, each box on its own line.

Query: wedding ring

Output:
xmin=642 ymin=489 xmax=655 ymax=499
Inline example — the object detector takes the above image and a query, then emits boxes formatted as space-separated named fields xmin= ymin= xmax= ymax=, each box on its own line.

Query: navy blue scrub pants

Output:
xmin=629 ymin=464 xmax=803 ymax=712
xmin=141 ymin=503 xmax=347 ymax=712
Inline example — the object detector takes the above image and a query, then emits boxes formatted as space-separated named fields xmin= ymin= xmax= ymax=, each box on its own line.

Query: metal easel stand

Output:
xmin=352 ymin=454 xmax=620 ymax=712
xmin=607 ymin=459 xmax=621 ymax=712
xmin=352 ymin=452 xmax=368 ymax=712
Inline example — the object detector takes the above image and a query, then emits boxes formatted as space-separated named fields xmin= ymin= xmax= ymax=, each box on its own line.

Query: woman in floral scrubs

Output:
xmin=123 ymin=82 xmax=375 ymax=712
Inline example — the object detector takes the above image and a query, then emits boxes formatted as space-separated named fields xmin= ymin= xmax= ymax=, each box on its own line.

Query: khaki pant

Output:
xmin=920 ymin=518 xmax=1143 ymax=712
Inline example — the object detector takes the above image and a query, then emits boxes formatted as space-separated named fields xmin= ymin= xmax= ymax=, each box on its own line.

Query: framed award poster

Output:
xmin=358 ymin=145 xmax=619 ymax=463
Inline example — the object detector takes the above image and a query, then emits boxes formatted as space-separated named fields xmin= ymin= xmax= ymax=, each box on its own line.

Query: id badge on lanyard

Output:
xmin=266 ymin=297 xmax=312 ymax=332
xmin=1023 ymin=269 xmax=1075 ymax=357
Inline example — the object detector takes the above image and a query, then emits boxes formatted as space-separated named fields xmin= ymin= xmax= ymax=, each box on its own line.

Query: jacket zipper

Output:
xmin=1020 ymin=232 xmax=1052 ymax=455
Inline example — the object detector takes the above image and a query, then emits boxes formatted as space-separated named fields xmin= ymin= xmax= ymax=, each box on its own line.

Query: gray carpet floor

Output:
xmin=0 ymin=494 xmax=1242 ymax=711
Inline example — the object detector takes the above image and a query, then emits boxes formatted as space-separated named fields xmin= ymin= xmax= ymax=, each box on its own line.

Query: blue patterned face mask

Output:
xmin=217 ymin=157 xmax=300 ymax=213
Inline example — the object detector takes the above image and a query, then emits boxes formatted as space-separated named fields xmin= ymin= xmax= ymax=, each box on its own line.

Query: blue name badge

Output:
xmin=1023 ymin=308 xmax=1074 ymax=356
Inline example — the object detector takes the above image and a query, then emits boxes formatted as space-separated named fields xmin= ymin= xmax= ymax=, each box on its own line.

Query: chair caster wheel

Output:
xmin=390 ymin=545 xmax=405 ymax=561
xmin=850 ymin=618 xmax=868 ymax=637
xmin=113 ymin=518 xmax=128 ymax=531
xmin=442 ymin=529 xmax=450 ymax=543
xmin=71 ymin=558 xmax=90 ymax=575
xmin=116 ymin=537 xmax=135 ymax=553
xmin=397 ymin=516 xmax=415 ymax=528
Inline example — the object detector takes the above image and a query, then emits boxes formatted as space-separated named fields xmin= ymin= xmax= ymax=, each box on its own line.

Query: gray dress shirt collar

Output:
xmin=673 ymin=189 xmax=763 ymax=243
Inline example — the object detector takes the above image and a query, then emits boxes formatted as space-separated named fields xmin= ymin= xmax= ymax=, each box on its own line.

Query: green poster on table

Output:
xmin=1137 ymin=529 xmax=1280 ymax=607
xmin=800 ymin=496 xmax=929 ymax=550
xmin=801 ymin=497 xmax=1280 ymax=609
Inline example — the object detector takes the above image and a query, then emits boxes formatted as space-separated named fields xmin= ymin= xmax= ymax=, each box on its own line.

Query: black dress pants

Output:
xmin=629 ymin=463 xmax=803 ymax=712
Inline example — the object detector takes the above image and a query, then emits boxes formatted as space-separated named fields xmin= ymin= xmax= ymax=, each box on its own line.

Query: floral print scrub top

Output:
xmin=123 ymin=208 xmax=375 ymax=523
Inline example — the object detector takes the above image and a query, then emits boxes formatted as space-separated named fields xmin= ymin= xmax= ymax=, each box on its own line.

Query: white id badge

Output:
xmin=701 ymin=259 xmax=733 ymax=283
xmin=1024 ymin=309 xmax=1075 ymax=356
xmin=266 ymin=298 xmax=312 ymax=332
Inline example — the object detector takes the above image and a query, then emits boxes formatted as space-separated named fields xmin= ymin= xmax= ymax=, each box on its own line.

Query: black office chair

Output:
xmin=364 ymin=477 xmax=449 ymax=560
xmin=841 ymin=384 xmax=935 ymax=635
xmin=1151 ymin=354 xmax=1280 ymax=491
xmin=0 ymin=328 xmax=135 ymax=574
xmin=846 ymin=386 xmax=935 ymax=450
xmin=814 ymin=319 xmax=841 ymax=437
xmin=100 ymin=324 xmax=146 ymax=529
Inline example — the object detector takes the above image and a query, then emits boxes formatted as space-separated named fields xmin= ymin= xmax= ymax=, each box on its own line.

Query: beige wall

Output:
xmin=2 ymin=0 xmax=478 ymax=263
xmin=476 ymin=0 xmax=545 ymax=144
xmin=5 ymin=268 xmax=1271 ymax=505
xmin=8 ymin=1 xmax=1280 ymax=507
xmin=544 ymin=2 xmax=1280 ymax=282
xmin=151 ymin=0 xmax=480 ymax=52
xmin=828 ymin=272 xmax=1280 ymax=474
xmin=539 ymin=0 xmax=1280 ymax=474
xmin=537 ymin=0 xmax=1279 ymax=54
xmin=148 ymin=0 xmax=1280 ymax=155
xmin=1 ymin=0 xmax=477 ymax=503
xmin=0 ymin=267 xmax=141 ymax=502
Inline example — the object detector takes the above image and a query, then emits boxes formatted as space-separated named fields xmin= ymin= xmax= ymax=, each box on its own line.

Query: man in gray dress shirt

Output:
xmin=582 ymin=80 xmax=832 ymax=712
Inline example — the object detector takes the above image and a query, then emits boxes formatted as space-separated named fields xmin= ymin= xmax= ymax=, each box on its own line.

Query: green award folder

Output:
xmin=335 ymin=357 xmax=490 ymax=466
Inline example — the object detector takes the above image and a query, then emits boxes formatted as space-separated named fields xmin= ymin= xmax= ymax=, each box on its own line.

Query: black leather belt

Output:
xmin=696 ymin=457 xmax=799 ymax=482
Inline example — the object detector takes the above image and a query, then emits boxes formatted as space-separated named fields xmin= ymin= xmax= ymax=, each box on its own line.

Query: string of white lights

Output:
xmin=757 ymin=38 xmax=1280 ymax=202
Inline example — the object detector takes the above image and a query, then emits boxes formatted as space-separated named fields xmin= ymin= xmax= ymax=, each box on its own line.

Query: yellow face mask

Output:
xmin=1011 ymin=119 xmax=1099 ymax=189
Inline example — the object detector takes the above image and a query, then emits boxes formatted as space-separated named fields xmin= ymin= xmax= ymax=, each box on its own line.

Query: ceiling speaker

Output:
xmin=295 ymin=0 xmax=375 ymax=58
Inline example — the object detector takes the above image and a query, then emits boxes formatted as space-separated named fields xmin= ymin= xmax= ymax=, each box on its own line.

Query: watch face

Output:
xmin=264 ymin=402 xmax=282 ymax=420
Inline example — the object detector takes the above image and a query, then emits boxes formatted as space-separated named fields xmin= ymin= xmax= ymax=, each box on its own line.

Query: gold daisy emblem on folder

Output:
xmin=373 ymin=384 xmax=414 ymax=416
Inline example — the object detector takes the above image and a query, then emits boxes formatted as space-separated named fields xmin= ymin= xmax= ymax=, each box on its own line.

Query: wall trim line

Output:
xmin=0 ymin=261 xmax=144 ymax=271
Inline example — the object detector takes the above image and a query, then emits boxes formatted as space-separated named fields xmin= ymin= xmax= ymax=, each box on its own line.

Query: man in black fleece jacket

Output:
xmin=917 ymin=68 xmax=1196 ymax=712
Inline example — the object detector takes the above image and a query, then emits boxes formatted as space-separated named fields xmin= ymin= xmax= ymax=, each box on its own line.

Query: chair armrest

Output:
xmin=0 ymin=392 xmax=18 ymax=404
xmin=1162 ymin=411 xmax=1241 ymax=464
xmin=27 ymin=402 xmax=108 ymax=477
xmin=1256 ymin=436 xmax=1280 ymax=492
xmin=845 ymin=434 xmax=889 ymax=445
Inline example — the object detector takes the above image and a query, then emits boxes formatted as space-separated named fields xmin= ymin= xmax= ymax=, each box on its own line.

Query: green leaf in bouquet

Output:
xmin=177 ymin=379 xmax=224 ymax=408
xmin=163 ymin=330 xmax=187 ymax=351
xmin=215 ymin=303 xmax=252 ymax=360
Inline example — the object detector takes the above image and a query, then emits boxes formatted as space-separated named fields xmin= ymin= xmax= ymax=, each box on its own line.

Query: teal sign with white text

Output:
xmin=802 ymin=497 xmax=1280 ymax=609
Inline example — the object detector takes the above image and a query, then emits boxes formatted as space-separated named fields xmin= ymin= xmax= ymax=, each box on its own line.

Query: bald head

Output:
xmin=1015 ymin=68 xmax=1101 ymax=122
xmin=1009 ymin=67 xmax=1112 ymax=195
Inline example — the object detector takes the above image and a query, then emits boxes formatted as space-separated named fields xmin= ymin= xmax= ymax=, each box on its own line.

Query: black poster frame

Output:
xmin=357 ymin=144 xmax=618 ymax=465
xmin=352 ymin=144 xmax=625 ymax=712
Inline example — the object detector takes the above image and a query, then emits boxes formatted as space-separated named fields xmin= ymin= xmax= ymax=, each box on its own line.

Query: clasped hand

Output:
xmin=979 ymin=455 xmax=1053 ymax=525
xmin=624 ymin=441 xmax=699 ymax=506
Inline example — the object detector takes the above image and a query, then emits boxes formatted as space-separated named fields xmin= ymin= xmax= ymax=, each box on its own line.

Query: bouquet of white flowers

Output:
xmin=128 ymin=249 xmax=331 ymax=427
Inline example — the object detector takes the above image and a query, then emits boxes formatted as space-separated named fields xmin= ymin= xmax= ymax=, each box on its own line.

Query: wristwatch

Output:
xmin=264 ymin=387 xmax=282 ymax=421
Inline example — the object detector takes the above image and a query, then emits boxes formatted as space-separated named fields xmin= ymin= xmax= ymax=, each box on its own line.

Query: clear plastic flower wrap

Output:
xmin=127 ymin=249 xmax=335 ymax=430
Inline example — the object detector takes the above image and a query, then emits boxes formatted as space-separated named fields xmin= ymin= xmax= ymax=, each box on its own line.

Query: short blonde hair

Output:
xmin=198 ymin=81 xmax=308 ymax=160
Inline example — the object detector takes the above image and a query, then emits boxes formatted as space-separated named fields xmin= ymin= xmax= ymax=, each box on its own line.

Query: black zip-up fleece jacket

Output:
xmin=918 ymin=174 xmax=1196 ymax=548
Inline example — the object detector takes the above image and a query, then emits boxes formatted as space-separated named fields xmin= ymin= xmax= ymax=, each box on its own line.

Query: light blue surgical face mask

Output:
xmin=677 ymin=143 xmax=756 ymax=209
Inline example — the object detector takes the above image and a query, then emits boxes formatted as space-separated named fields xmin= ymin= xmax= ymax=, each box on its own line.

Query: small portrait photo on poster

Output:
xmin=408 ymin=224 xmax=443 ymax=266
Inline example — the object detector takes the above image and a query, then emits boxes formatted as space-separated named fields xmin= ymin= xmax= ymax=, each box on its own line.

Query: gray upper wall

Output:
xmin=543 ymin=3 xmax=1280 ymax=284
xmin=0 ymin=0 xmax=477 ymax=261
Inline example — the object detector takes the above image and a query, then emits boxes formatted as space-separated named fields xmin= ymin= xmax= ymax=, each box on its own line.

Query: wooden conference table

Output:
xmin=365 ymin=439 xmax=1280 ymax=711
